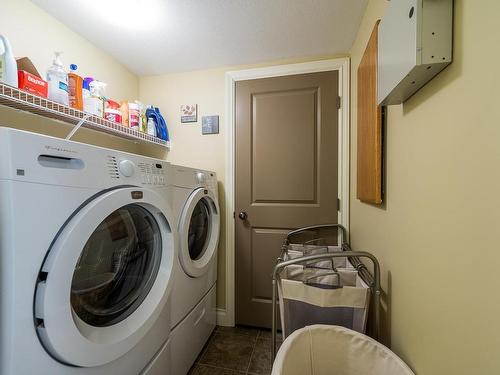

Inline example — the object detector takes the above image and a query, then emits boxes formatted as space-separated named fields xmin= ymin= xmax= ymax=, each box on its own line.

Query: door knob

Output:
xmin=238 ymin=211 xmax=248 ymax=220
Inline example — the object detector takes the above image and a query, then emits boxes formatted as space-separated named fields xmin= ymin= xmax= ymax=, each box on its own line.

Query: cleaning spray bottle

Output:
xmin=0 ymin=35 xmax=18 ymax=87
xmin=87 ymin=80 xmax=106 ymax=117
xmin=47 ymin=52 xmax=69 ymax=105
xmin=82 ymin=77 xmax=94 ymax=113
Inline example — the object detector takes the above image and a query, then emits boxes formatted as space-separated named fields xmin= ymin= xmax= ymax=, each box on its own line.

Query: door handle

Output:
xmin=238 ymin=211 xmax=248 ymax=220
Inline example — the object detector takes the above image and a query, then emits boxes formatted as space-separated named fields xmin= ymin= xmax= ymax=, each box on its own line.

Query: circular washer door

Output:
xmin=34 ymin=187 xmax=176 ymax=367
xmin=178 ymin=187 xmax=220 ymax=277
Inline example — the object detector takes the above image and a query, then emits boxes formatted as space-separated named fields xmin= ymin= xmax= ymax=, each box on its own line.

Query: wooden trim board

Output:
xmin=357 ymin=20 xmax=383 ymax=204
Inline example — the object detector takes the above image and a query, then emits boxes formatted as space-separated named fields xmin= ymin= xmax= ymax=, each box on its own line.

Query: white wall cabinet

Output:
xmin=378 ymin=0 xmax=453 ymax=105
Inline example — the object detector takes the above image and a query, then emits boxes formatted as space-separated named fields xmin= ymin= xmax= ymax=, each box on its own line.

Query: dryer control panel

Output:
xmin=137 ymin=161 xmax=167 ymax=186
xmin=194 ymin=170 xmax=218 ymax=193
xmin=170 ymin=165 xmax=218 ymax=193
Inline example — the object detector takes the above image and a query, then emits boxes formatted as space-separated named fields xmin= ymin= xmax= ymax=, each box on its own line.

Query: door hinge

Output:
xmin=337 ymin=198 xmax=341 ymax=211
xmin=233 ymin=211 xmax=235 ymax=219
xmin=336 ymin=96 xmax=341 ymax=109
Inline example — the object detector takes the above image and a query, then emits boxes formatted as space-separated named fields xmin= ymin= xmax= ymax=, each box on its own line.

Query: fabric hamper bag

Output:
xmin=277 ymin=248 xmax=371 ymax=338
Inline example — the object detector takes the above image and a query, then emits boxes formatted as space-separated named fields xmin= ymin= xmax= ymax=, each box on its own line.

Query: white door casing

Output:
xmin=222 ymin=58 xmax=350 ymax=326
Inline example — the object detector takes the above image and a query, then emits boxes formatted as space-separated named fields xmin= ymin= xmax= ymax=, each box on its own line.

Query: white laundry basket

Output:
xmin=271 ymin=325 xmax=415 ymax=375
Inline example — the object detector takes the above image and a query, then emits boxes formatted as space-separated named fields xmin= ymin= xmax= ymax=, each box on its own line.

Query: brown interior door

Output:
xmin=235 ymin=71 xmax=339 ymax=328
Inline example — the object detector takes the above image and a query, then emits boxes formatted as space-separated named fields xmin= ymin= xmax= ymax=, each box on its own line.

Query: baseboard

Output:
xmin=216 ymin=308 xmax=233 ymax=327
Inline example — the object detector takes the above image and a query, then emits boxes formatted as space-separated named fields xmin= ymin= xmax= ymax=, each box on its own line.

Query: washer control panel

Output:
xmin=138 ymin=162 xmax=167 ymax=186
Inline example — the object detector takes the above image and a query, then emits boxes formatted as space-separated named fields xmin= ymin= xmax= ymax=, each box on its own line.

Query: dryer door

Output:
xmin=179 ymin=187 xmax=220 ymax=277
xmin=34 ymin=187 xmax=176 ymax=367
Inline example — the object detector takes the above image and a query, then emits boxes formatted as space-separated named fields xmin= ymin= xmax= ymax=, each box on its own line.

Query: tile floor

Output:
xmin=188 ymin=326 xmax=282 ymax=375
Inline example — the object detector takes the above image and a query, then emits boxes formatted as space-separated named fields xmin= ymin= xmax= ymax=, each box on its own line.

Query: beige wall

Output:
xmin=350 ymin=1 xmax=500 ymax=374
xmin=0 ymin=0 xmax=149 ymax=155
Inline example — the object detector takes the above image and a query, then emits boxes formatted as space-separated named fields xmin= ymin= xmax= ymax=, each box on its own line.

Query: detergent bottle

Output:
xmin=47 ymin=52 xmax=69 ymax=105
xmin=68 ymin=64 xmax=83 ymax=110
xmin=0 ymin=35 xmax=18 ymax=87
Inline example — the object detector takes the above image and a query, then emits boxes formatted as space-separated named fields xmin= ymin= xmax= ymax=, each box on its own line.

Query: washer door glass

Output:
xmin=187 ymin=198 xmax=212 ymax=260
xmin=71 ymin=204 xmax=161 ymax=327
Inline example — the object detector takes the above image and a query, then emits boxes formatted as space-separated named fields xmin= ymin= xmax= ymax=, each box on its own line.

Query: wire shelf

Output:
xmin=0 ymin=83 xmax=169 ymax=148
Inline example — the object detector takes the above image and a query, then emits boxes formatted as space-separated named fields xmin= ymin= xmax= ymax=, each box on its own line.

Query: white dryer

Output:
xmin=0 ymin=128 xmax=176 ymax=375
xmin=168 ymin=165 xmax=220 ymax=375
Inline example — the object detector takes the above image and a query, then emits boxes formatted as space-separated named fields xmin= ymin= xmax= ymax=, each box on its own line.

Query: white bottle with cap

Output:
xmin=147 ymin=118 xmax=157 ymax=136
xmin=46 ymin=51 xmax=69 ymax=105
xmin=0 ymin=35 xmax=18 ymax=87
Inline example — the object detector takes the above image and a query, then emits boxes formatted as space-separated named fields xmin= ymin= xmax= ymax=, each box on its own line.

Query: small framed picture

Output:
xmin=181 ymin=104 xmax=197 ymax=123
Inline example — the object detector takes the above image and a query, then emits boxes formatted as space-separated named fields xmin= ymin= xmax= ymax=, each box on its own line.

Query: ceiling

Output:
xmin=31 ymin=0 xmax=367 ymax=76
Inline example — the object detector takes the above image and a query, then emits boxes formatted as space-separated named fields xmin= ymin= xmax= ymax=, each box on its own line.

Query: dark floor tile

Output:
xmin=188 ymin=363 xmax=244 ymax=375
xmin=198 ymin=332 xmax=255 ymax=371
xmin=257 ymin=331 xmax=283 ymax=353
xmin=195 ymin=330 xmax=217 ymax=364
xmin=248 ymin=337 xmax=275 ymax=375
xmin=216 ymin=325 xmax=260 ymax=339
xmin=256 ymin=329 xmax=282 ymax=341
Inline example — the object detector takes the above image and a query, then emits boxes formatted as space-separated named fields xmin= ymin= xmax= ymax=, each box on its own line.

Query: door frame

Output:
xmin=220 ymin=58 xmax=350 ymax=326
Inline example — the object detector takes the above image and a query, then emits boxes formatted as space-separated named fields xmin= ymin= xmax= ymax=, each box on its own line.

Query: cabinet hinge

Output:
xmin=336 ymin=96 xmax=341 ymax=109
xmin=337 ymin=198 xmax=341 ymax=211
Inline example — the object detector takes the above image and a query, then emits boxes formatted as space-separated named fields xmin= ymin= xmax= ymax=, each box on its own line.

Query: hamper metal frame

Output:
xmin=271 ymin=224 xmax=381 ymax=359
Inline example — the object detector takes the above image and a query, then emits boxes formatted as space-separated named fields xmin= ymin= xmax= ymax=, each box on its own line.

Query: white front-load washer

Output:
xmin=0 ymin=127 xmax=176 ymax=375
xmin=168 ymin=165 xmax=220 ymax=375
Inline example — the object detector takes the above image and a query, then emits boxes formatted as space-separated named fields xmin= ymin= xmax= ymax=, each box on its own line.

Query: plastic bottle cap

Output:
xmin=70 ymin=64 xmax=77 ymax=71
xmin=83 ymin=77 xmax=94 ymax=90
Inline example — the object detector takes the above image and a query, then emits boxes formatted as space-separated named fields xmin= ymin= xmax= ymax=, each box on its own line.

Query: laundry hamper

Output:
xmin=271 ymin=224 xmax=381 ymax=359
xmin=277 ymin=259 xmax=371 ymax=339
xmin=271 ymin=325 xmax=414 ymax=375
xmin=277 ymin=233 xmax=372 ymax=339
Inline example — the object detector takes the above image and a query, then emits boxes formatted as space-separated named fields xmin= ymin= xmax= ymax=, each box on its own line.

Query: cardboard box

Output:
xmin=18 ymin=70 xmax=48 ymax=98
xmin=16 ymin=57 xmax=42 ymax=78
xmin=16 ymin=57 xmax=48 ymax=98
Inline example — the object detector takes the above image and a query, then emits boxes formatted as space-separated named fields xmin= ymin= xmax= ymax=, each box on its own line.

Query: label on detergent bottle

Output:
xmin=129 ymin=108 xmax=140 ymax=129
xmin=59 ymin=81 xmax=68 ymax=92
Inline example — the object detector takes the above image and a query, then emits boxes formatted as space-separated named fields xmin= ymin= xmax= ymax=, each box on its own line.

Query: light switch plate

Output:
xmin=202 ymin=115 xmax=219 ymax=135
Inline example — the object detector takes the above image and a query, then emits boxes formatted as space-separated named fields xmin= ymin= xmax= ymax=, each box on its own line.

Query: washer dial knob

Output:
xmin=118 ymin=160 xmax=135 ymax=177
